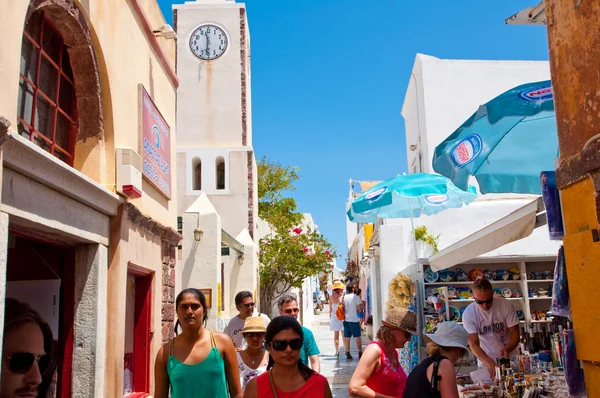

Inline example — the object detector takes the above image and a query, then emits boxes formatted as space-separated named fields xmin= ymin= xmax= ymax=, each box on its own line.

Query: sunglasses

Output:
xmin=244 ymin=332 xmax=265 ymax=338
xmin=284 ymin=308 xmax=299 ymax=315
xmin=5 ymin=353 xmax=51 ymax=375
xmin=475 ymin=298 xmax=493 ymax=306
xmin=270 ymin=338 xmax=303 ymax=351
xmin=242 ymin=302 xmax=256 ymax=309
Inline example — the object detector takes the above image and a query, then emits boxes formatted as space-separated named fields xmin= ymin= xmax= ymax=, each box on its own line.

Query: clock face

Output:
xmin=189 ymin=24 xmax=228 ymax=61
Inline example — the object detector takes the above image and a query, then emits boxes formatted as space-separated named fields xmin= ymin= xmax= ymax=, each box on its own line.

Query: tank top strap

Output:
xmin=210 ymin=330 xmax=217 ymax=348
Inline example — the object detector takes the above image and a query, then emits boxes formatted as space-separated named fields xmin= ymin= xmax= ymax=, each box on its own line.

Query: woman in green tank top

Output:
xmin=154 ymin=288 xmax=243 ymax=398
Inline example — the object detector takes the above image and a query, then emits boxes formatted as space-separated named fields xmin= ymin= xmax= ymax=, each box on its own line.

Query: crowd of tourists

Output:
xmin=0 ymin=278 xmax=517 ymax=397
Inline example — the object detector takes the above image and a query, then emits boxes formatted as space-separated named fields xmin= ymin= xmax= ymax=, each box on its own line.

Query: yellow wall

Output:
xmin=364 ymin=224 xmax=374 ymax=252
xmin=0 ymin=0 xmax=177 ymax=229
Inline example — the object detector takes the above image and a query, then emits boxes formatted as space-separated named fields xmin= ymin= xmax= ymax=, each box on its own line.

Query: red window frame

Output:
xmin=18 ymin=11 xmax=77 ymax=165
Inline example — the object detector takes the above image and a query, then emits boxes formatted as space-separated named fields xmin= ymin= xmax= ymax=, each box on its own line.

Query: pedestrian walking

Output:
xmin=328 ymin=280 xmax=345 ymax=357
xmin=403 ymin=322 xmax=469 ymax=398
xmin=348 ymin=307 xmax=417 ymax=398
xmin=225 ymin=291 xmax=271 ymax=350
xmin=237 ymin=316 xmax=270 ymax=390
xmin=342 ymin=283 xmax=364 ymax=360
xmin=243 ymin=316 xmax=332 ymax=398
xmin=1 ymin=298 xmax=54 ymax=398
xmin=154 ymin=288 xmax=243 ymax=398
xmin=277 ymin=294 xmax=320 ymax=373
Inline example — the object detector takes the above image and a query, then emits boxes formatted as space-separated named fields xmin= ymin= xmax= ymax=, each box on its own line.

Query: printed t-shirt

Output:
xmin=343 ymin=293 xmax=362 ymax=322
xmin=462 ymin=297 xmax=519 ymax=366
xmin=224 ymin=312 xmax=271 ymax=349
xmin=300 ymin=326 xmax=320 ymax=367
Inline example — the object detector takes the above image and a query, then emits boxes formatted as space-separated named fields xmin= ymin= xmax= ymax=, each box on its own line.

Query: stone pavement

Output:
xmin=310 ymin=305 xmax=370 ymax=398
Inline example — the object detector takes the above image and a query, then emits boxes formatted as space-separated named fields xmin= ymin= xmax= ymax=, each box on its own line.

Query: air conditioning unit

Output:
xmin=116 ymin=147 xmax=142 ymax=199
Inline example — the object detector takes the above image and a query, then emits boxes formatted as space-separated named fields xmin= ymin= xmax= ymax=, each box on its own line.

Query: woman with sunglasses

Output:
xmin=154 ymin=288 xmax=243 ymax=398
xmin=349 ymin=308 xmax=417 ymax=398
xmin=237 ymin=317 xmax=269 ymax=389
xmin=244 ymin=316 xmax=332 ymax=398
xmin=403 ymin=322 xmax=470 ymax=398
xmin=1 ymin=298 xmax=54 ymax=398
xmin=328 ymin=280 xmax=345 ymax=357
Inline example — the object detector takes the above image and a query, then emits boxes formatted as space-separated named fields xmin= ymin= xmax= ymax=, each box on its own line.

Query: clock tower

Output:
xmin=174 ymin=0 xmax=256 ymax=238
xmin=174 ymin=0 xmax=258 ymax=321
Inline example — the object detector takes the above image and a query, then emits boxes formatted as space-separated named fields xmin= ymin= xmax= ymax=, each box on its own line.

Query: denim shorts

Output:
xmin=343 ymin=321 xmax=361 ymax=338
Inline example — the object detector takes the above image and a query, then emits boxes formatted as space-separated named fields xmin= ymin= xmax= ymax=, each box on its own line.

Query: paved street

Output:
xmin=311 ymin=305 xmax=370 ymax=398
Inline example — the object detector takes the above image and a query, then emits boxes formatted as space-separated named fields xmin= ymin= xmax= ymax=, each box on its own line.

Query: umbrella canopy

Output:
xmin=347 ymin=173 xmax=477 ymax=223
xmin=432 ymin=80 xmax=558 ymax=195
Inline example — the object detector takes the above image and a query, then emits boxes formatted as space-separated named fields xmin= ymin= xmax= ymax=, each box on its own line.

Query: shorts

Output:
xmin=343 ymin=321 xmax=361 ymax=338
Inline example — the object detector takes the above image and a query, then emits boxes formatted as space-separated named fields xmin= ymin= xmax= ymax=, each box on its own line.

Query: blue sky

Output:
xmin=158 ymin=1 xmax=549 ymax=266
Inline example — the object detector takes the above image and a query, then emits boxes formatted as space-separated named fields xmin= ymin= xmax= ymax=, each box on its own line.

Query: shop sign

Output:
xmin=139 ymin=85 xmax=171 ymax=198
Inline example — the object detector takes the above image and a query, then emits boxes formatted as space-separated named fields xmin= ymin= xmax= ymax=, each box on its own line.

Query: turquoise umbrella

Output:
xmin=432 ymin=80 xmax=558 ymax=195
xmin=347 ymin=173 xmax=478 ymax=224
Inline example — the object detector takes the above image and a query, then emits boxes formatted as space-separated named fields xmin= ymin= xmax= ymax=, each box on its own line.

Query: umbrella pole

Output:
xmin=408 ymin=199 xmax=420 ymax=266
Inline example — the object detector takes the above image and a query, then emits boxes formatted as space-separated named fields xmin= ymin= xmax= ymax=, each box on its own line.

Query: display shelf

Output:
xmin=425 ymin=280 xmax=522 ymax=286
xmin=528 ymin=296 xmax=552 ymax=300
xmin=449 ymin=297 xmax=523 ymax=303
xmin=526 ymin=279 xmax=554 ymax=283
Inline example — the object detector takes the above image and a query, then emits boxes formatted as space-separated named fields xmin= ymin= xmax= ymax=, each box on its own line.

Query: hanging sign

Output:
xmin=139 ymin=85 xmax=171 ymax=198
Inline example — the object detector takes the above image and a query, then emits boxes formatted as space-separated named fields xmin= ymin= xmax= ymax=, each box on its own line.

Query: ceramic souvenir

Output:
xmin=439 ymin=270 xmax=454 ymax=282
xmin=528 ymin=289 xmax=537 ymax=298
xmin=496 ymin=269 xmax=509 ymax=280
xmin=454 ymin=268 xmax=468 ymax=281
xmin=516 ymin=310 xmax=525 ymax=320
xmin=527 ymin=273 xmax=535 ymax=280
xmin=424 ymin=268 xmax=439 ymax=283
xmin=460 ymin=306 xmax=467 ymax=319
xmin=512 ymin=289 xmax=522 ymax=298
xmin=531 ymin=312 xmax=539 ymax=320
xmin=543 ymin=270 xmax=553 ymax=280
xmin=508 ymin=268 xmax=521 ymax=280
xmin=469 ymin=269 xmax=484 ymax=281
xmin=537 ymin=289 xmax=549 ymax=297
xmin=447 ymin=286 xmax=457 ymax=299
xmin=484 ymin=269 xmax=494 ymax=280
xmin=538 ymin=311 xmax=547 ymax=320
xmin=501 ymin=288 xmax=513 ymax=298
xmin=493 ymin=288 xmax=502 ymax=297
xmin=449 ymin=306 xmax=461 ymax=321
xmin=460 ymin=291 xmax=472 ymax=300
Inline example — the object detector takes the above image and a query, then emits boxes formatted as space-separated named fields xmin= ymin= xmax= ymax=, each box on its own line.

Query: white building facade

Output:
xmin=364 ymin=54 xmax=562 ymax=331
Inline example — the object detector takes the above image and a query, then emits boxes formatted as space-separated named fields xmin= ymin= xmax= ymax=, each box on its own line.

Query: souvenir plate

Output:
xmin=424 ymin=268 xmax=439 ymax=283
xmin=469 ymin=269 xmax=484 ymax=281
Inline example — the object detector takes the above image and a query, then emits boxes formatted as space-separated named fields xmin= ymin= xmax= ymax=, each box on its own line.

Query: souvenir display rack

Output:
xmin=413 ymin=256 xmax=557 ymax=367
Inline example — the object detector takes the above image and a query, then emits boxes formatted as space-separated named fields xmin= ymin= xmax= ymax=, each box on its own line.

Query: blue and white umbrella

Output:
xmin=347 ymin=173 xmax=477 ymax=224
xmin=432 ymin=80 xmax=558 ymax=195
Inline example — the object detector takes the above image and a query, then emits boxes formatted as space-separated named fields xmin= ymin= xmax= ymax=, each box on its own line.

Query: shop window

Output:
xmin=192 ymin=157 xmax=202 ymax=190
xmin=17 ymin=11 xmax=77 ymax=165
xmin=216 ymin=157 xmax=225 ymax=190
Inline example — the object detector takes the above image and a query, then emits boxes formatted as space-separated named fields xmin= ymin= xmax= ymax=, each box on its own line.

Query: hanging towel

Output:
xmin=540 ymin=171 xmax=565 ymax=240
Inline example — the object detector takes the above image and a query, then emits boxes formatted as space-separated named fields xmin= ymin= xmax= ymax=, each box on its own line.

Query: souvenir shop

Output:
xmin=393 ymin=173 xmax=586 ymax=397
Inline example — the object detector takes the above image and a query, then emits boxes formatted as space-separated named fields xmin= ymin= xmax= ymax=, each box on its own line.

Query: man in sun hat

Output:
xmin=462 ymin=279 xmax=520 ymax=378
xmin=348 ymin=307 xmax=417 ymax=397
xmin=404 ymin=321 xmax=471 ymax=397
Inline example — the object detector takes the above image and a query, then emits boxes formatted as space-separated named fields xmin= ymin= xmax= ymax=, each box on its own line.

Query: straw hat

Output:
xmin=381 ymin=307 xmax=418 ymax=335
xmin=331 ymin=280 xmax=345 ymax=290
xmin=331 ymin=280 xmax=346 ymax=290
xmin=242 ymin=316 xmax=267 ymax=333
xmin=424 ymin=321 xmax=470 ymax=352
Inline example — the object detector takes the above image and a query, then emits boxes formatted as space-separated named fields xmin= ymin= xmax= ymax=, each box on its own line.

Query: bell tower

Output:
xmin=174 ymin=0 xmax=256 ymax=241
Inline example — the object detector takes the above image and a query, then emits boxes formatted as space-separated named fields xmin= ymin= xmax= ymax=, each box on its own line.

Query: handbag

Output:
xmin=268 ymin=370 xmax=280 ymax=398
xmin=335 ymin=294 xmax=345 ymax=321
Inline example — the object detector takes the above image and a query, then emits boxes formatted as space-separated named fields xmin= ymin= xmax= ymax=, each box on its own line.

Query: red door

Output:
xmin=126 ymin=271 xmax=153 ymax=393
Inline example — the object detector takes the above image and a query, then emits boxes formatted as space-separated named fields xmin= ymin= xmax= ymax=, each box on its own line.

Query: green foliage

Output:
xmin=343 ymin=259 xmax=359 ymax=281
xmin=414 ymin=226 xmax=440 ymax=253
xmin=257 ymin=156 xmax=336 ymax=311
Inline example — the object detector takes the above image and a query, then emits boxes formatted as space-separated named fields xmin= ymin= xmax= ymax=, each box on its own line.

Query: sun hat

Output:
xmin=242 ymin=316 xmax=267 ymax=333
xmin=381 ymin=307 xmax=418 ymax=335
xmin=331 ymin=280 xmax=345 ymax=290
xmin=423 ymin=321 xmax=470 ymax=352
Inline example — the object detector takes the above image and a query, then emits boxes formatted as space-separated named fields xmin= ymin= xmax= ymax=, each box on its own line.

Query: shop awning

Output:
xmin=428 ymin=197 xmax=547 ymax=271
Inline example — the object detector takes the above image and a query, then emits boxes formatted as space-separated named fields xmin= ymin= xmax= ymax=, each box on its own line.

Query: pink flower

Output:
xmin=325 ymin=250 xmax=330 ymax=255
xmin=303 ymin=247 xmax=309 ymax=252
xmin=293 ymin=227 xmax=303 ymax=234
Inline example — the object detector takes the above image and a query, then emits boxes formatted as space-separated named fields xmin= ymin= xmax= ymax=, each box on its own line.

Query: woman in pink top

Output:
xmin=348 ymin=308 xmax=418 ymax=398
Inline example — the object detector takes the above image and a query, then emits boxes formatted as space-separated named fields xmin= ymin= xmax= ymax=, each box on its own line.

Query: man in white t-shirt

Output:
xmin=223 ymin=291 xmax=270 ymax=350
xmin=342 ymin=283 xmax=364 ymax=360
xmin=462 ymin=279 xmax=520 ymax=378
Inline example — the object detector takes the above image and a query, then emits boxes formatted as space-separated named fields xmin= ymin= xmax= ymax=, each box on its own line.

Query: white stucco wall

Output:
xmin=402 ymin=54 xmax=551 ymax=174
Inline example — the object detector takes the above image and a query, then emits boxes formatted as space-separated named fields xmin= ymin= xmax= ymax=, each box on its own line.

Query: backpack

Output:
xmin=335 ymin=294 xmax=345 ymax=321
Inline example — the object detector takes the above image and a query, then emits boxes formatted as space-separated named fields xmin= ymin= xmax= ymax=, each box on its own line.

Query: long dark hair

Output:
xmin=174 ymin=288 xmax=209 ymax=335
xmin=265 ymin=316 xmax=315 ymax=380
xmin=4 ymin=298 xmax=55 ymax=396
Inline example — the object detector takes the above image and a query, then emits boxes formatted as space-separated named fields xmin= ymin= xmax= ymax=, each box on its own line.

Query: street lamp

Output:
xmin=193 ymin=227 xmax=203 ymax=242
